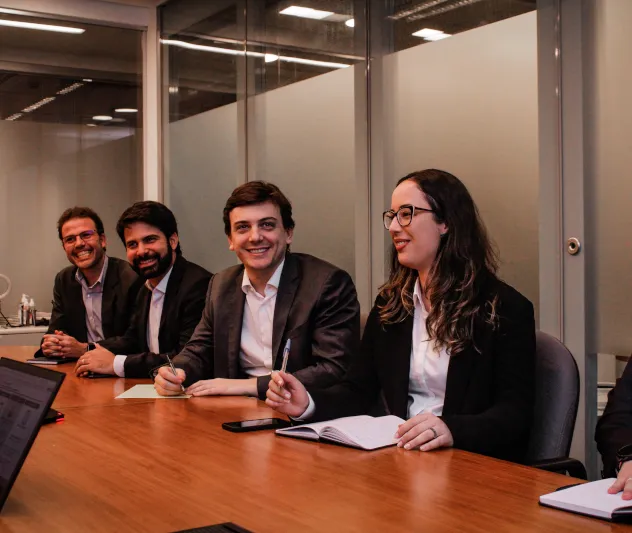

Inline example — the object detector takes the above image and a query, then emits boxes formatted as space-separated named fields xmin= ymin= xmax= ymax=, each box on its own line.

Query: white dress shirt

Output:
xmin=239 ymin=260 xmax=285 ymax=377
xmin=407 ymin=279 xmax=449 ymax=417
xmin=75 ymin=256 xmax=108 ymax=343
xmin=113 ymin=266 xmax=173 ymax=378
xmin=298 ymin=279 xmax=450 ymax=421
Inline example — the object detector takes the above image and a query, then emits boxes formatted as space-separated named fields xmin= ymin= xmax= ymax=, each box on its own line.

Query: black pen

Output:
xmin=165 ymin=353 xmax=186 ymax=393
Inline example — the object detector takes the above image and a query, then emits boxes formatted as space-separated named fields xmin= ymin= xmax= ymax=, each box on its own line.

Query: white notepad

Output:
xmin=276 ymin=415 xmax=405 ymax=450
xmin=115 ymin=384 xmax=191 ymax=399
xmin=539 ymin=478 xmax=632 ymax=521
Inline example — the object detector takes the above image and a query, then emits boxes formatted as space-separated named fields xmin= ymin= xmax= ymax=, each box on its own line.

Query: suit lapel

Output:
xmin=69 ymin=270 xmax=88 ymax=340
xmin=271 ymin=255 xmax=299 ymax=367
xmin=443 ymin=345 xmax=476 ymax=415
xmin=100 ymin=258 xmax=118 ymax=338
xmin=388 ymin=317 xmax=414 ymax=419
xmin=226 ymin=271 xmax=246 ymax=378
xmin=158 ymin=256 xmax=186 ymax=350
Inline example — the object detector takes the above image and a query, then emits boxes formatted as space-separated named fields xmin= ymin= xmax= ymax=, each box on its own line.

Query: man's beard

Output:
xmin=133 ymin=250 xmax=172 ymax=280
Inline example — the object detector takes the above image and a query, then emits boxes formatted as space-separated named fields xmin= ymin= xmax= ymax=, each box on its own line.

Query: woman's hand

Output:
xmin=395 ymin=413 xmax=454 ymax=451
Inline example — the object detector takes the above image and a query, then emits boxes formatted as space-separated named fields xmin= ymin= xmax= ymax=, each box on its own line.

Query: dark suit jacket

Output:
xmin=36 ymin=257 xmax=142 ymax=356
xmin=595 ymin=359 xmax=632 ymax=477
xmin=99 ymin=255 xmax=211 ymax=378
xmin=308 ymin=279 xmax=536 ymax=464
xmin=173 ymin=253 xmax=360 ymax=400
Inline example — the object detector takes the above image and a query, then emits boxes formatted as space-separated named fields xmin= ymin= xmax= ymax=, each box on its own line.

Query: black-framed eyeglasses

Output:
xmin=383 ymin=205 xmax=434 ymax=230
xmin=61 ymin=230 xmax=98 ymax=247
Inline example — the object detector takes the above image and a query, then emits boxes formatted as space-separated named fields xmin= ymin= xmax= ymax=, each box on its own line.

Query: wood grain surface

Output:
xmin=0 ymin=347 xmax=624 ymax=533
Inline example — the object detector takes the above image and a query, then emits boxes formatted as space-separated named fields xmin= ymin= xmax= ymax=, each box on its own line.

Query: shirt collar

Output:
xmin=241 ymin=259 xmax=285 ymax=295
xmin=75 ymin=255 xmax=109 ymax=289
xmin=146 ymin=265 xmax=173 ymax=294
xmin=413 ymin=278 xmax=428 ymax=316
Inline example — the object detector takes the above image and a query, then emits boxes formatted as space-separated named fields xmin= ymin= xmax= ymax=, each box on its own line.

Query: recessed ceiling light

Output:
xmin=92 ymin=115 xmax=112 ymax=121
xmin=279 ymin=6 xmax=334 ymax=20
xmin=345 ymin=19 xmax=355 ymax=28
xmin=83 ymin=78 xmax=93 ymax=82
xmin=56 ymin=82 xmax=84 ymax=95
xmin=115 ymin=108 xmax=138 ymax=113
xmin=5 ymin=112 xmax=23 ymax=121
xmin=424 ymin=33 xmax=451 ymax=41
xmin=411 ymin=28 xmax=444 ymax=38
xmin=86 ymin=123 xmax=97 ymax=127
xmin=0 ymin=19 xmax=85 ymax=34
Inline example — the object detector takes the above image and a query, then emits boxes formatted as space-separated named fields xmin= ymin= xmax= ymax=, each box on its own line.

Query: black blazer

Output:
xmin=595 ymin=359 xmax=632 ymax=477
xmin=99 ymin=255 xmax=211 ymax=378
xmin=36 ymin=257 xmax=142 ymax=356
xmin=173 ymin=253 xmax=360 ymax=400
xmin=309 ymin=280 xmax=536 ymax=464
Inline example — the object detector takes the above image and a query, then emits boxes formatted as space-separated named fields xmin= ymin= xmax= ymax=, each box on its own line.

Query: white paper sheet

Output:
xmin=115 ymin=384 xmax=190 ymax=399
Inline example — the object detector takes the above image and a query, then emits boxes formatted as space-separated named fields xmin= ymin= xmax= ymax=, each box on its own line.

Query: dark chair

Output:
xmin=525 ymin=331 xmax=587 ymax=479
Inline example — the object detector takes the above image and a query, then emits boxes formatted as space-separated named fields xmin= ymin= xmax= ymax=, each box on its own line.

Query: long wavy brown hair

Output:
xmin=378 ymin=169 xmax=500 ymax=355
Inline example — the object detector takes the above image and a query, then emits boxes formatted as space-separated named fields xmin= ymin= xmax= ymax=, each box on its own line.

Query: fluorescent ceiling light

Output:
xmin=162 ymin=39 xmax=350 ymax=69
xmin=425 ymin=33 xmax=451 ymax=41
xmin=412 ymin=28 xmax=444 ymax=38
xmin=83 ymin=78 xmax=93 ymax=82
xmin=92 ymin=115 xmax=112 ymax=121
xmin=22 ymin=96 xmax=55 ymax=113
xmin=345 ymin=19 xmax=355 ymax=28
xmin=115 ymin=108 xmax=138 ymax=113
xmin=0 ymin=19 xmax=85 ymax=34
xmin=279 ymin=6 xmax=333 ymax=20
xmin=57 ymin=82 xmax=84 ymax=95
xmin=5 ymin=112 xmax=23 ymax=121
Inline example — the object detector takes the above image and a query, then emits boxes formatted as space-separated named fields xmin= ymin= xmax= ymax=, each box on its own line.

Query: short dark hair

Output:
xmin=57 ymin=207 xmax=105 ymax=240
xmin=223 ymin=181 xmax=295 ymax=236
xmin=116 ymin=201 xmax=182 ymax=255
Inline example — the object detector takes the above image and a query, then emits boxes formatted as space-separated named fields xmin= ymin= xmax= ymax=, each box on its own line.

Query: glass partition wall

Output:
xmin=0 ymin=9 xmax=143 ymax=315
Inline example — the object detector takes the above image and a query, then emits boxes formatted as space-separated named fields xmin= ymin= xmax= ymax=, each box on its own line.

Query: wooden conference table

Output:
xmin=0 ymin=347 xmax=625 ymax=533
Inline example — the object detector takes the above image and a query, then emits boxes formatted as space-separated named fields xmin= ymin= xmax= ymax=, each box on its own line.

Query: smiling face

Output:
xmin=389 ymin=179 xmax=447 ymax=276
xmin=61 ymin=217 xmax=107 ymax=273
xmin=227 ymin=201 xmax=293 ymax=280
xmin=123 ymin=222 xmax=177 ymax=283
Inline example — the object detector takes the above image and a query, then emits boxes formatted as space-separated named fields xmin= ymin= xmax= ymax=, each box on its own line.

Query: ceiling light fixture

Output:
xmin=22 ymin=96 xmax=55 ymax=113
xmin=424 ymin=33 xmax=451 ymax=41
xmin=264 ymin=53 xmax=279 ymax=63
xmin=279 ymin=6 xmax=334 ymax=20
xmin=412 ymin=28 xmax=452 ymax=41
xmin=5 ymin=112 xmax=23 ymax=121
xmin=345 ymin=19 xmax=355 ymax=28
xmin=162 ymin=39 xmax=350 ymax=69
xmin=83 ymin=78 xmax=93 ymax=82
xmin=115 ymin=108 xmax=138 ymax=113
xmin=0 ymin=19 xmax=85 ymax=34
xmin=56 ymin=82 xmax=84 ymax=95
xmin=92 ymin=115 xmax=112 ymax=121
xmin=86 ymin=123 xmax=97 ymax=127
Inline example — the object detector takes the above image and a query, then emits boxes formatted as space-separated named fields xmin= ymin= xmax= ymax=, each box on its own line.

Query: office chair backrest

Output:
xmin=525 ymin=331 xmax=580 ymax=463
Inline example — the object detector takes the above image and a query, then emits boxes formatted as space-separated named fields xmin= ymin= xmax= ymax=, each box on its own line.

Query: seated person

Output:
xmin=154 ymin=181 xmax=360 ymax=400
xmin=74 ymin=201 xmax=212 ymax=378
xmin=36 ymin=207 xmax=141 ymax=359
xmin=267 ymin=169 xmax=536 ymax=464
xmin=596 ymin=358 xmax=632 ymax=499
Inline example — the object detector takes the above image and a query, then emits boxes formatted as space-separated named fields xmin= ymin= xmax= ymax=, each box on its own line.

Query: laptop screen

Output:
xmin=0 ymin=358 xmax=65 ymax=512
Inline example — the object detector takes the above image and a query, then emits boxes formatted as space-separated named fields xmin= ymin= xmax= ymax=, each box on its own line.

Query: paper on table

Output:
xmin=115 ymin=384 xmax=191 ymax=399
xmin=539 ymin=478 xmax=624 ymax=519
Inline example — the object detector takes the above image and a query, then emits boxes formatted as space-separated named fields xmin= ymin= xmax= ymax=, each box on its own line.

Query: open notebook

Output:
xmin=275 ymin=415 xmax=405 ymax=450
xmin=539 ymin=478 xmax=632 ymax=522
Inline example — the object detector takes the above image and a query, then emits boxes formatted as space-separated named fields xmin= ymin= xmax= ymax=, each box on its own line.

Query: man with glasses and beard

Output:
xmin=37 ymin=207 xmax=142 ymax=360
xmin=74 ymin=201 xmax=212 ymax=378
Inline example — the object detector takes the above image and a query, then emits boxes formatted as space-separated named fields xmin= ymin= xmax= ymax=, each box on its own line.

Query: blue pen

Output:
xmin=280 ymin=338 xmax=291 ymax=373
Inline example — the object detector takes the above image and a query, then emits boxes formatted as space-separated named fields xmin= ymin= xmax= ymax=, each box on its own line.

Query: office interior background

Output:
xmin=0 ymin=0 xmax=629 ymax=479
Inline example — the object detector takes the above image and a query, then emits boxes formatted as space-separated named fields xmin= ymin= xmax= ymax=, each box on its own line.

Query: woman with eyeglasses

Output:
xmin=266 ymin=169 xmax=535 ymax=462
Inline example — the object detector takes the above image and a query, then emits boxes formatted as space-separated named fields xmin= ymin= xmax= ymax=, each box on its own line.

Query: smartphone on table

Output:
xmin=222 ymin=418 xmax=291 ymax=433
